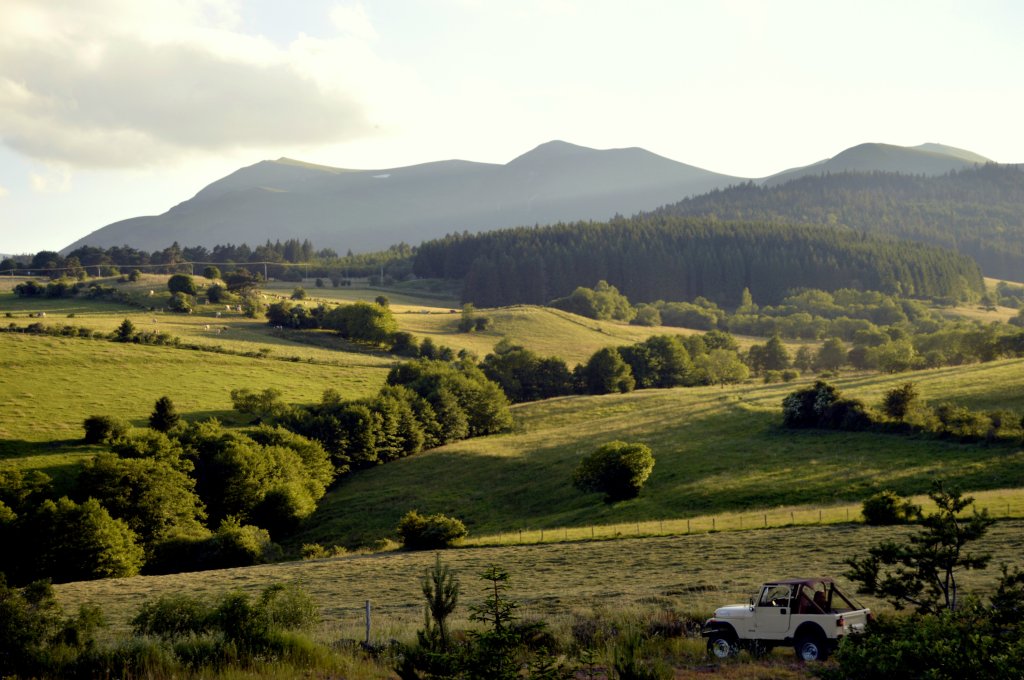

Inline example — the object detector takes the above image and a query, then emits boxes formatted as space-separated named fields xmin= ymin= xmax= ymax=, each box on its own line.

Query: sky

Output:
xmin=1 ymin=0 xmax=1023 ymax=254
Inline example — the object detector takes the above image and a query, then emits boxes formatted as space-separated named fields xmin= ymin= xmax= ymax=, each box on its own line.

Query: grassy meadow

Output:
xmin=289 ymin=358 xmax=1024 ymax=549
xmin=55 ymin=519 xmax=1024 ymax=639
xmin=4 ymin=275 xmax=1024 ymax=676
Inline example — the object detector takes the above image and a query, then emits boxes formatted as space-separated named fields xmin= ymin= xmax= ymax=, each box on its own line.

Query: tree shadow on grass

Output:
xmin=0 ymin=438 xmax=84 ymax=460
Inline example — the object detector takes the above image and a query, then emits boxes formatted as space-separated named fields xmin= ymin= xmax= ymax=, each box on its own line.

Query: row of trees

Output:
xmin=236 ymin=359 xmax=513 ymax=477
xmin=412 ymin=216 xmax=984 ymax=308
xmin=782 ymin=380 xmax=1024 ymax=442
xmin=553 ymin=282 xmax=1024 ymax=374
xmin=4 ymin=241 xmax=415 ymax=281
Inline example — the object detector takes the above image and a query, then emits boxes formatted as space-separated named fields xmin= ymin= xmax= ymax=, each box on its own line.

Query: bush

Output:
xmin=861 ymin=490 xmax=920 ymax=525
xmin=82 ymin=415 xmax=129 ymax=444
xmin=573 ymin=440 xmax=655 ymax=502
xmin=397 ymin=510 xmax=467 ymax=550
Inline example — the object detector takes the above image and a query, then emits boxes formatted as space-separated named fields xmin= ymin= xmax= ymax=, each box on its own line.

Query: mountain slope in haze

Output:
xmin=62 ymin=141 xmax=741 ymax=255
xmin=654 ymin=163 xmax=1024 ymax=280
xmin=764 ymin=142 xmax=990 ymax=185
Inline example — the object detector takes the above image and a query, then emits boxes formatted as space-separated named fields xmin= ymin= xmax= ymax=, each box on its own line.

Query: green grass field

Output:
xmin=289 ymin=358 xmax=1024 ymax=549
xmin=4 ymin=275 xmax=1024 ymax=677
xmin=0 ymin=332 xmax=390 ymax=480
xmin=55 ymin=518 xmax=1024 ymax=640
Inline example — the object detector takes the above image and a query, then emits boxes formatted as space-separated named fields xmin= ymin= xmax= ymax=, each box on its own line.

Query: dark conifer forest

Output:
xmin=412 ymin=216 xmax=984 ymax=308
xmin=652 ymin=164 xmax=1024 ymax=280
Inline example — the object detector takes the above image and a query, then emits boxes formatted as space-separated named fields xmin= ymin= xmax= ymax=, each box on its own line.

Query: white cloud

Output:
xmin=30 ymin=166 xmax=72 ymax=193
xmin=0 ymin=0 xmax=387 ymax=168
xmin=329 ymin=4 xmax=378 ymax=41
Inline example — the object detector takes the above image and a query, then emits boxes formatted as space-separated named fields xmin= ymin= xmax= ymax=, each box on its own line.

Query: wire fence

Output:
xmin=463 ymin=493 xmax=1024 ymax=548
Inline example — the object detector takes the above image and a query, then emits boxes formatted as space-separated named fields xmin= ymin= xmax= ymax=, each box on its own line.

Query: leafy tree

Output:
xmin=75 ymin=453 xmax=208 ymax=550
xmin=882 ymin=382 xmax=919 ymax=422
xmin=397 ymin=510 xmax=468 ymax=550
xmin=792 ymin=345 xmax=815 ymax=372
xmin=230 ymin=387 xmax=292 ymax=424
xmin=223 ymin=268 xmax=262 ymax=295
xmin=845 ymin=483 xmax=995 ymax=613
xmin=549 ymin=280 xmax=635 ymax=321
xmin=167 ymin=274 xmax=197 ymax=296
xmin=290 ymin=286 xmax=307 ymax=300
xmin=27 ymin=497 xmax=144 ymax=582
xmin=167 ymin=291 xmax=192 ymax=313
xmin=480 ymin=341 xmax=574 ymax=402
xmin=323 ymin=301 xmax=398 ymax=344
xmin=762 ymin=335 xmax=790 ymax=371
xmin=206 ymin=283 xmax=226 ymax=303
xmin=573 ymin=440 xmax=655 ymax=502
xmin=630 ymin=303 xmax=661 ymax=326
xmin=815 ymin=337 xmax=847 ymax=371
xmin=202 ymin=265 xmax=221 ymax=280
xmin=578 ymin=347 xmax=635 ymax=394
xmin=0 ymin=578 xmax=106 ymax=678
xmin=693 ymin=348 xmax=749 ymax=387
xmin=375 ymin=294 xmax=390 ymax=307
xmin=149 ymin=396 xmax=181 ymax=432
xmin=82 ymin=414 xmax=129 ymax=444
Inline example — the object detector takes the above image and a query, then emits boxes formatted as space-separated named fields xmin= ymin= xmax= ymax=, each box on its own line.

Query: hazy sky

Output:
xmin=2 ymin=0 xmax=1022 ymax=254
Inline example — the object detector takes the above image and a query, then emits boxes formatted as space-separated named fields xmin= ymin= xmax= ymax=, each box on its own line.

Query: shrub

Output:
xmin=573 ymin=440 xmax=655 ymax=502
xmin=861 ymin=490 xmax=920 ymax=525
xmin=397 ymin=510 xmax=468 ymax=550
xmin=132 ymin=593 xmax=213 ymax=639
xmin=167 ymin=292 xmax=192 ymax=313
xmin=82 ymin=415 xmax=129 ymax=444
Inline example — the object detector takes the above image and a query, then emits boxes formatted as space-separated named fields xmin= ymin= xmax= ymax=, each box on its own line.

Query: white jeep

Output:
xmin=702 ymin=578 xmax=871 ymax=661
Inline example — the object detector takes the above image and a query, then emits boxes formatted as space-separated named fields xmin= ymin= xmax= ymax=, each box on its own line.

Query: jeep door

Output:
xmin=753 ymin=584 xmax=793 ymax=636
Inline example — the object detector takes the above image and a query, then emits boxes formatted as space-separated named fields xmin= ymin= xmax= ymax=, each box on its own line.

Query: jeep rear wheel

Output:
xmin=794 ymin=632 xmax=829 ymax=662
xmin=707 ymin=632 xmax=739 ymax=659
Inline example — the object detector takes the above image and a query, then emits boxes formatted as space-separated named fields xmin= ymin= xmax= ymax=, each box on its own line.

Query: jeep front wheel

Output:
xmin=706 ymin=632 xmax=739 ymax=659
xmin=794 ymin=632 xmax=829 ymax=662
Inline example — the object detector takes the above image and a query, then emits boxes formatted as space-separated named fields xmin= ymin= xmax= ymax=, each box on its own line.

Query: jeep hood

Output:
xmin=713 ymin=605 xmax=752 ymax=619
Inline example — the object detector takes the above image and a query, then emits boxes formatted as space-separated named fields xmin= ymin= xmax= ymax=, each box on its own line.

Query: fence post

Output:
xmin=764 ymin=514 xmax=767 ymax=527
xmin=712 ymin=517 xmax=715 ymax=531
xmin=365 ymin=600 xmax=371 ymax=646
xmin=819 ymin=509 xmax=822 ymax=523
xmin=687 ymin=519 xmax=690 ymax=533
xmin=540 ymin=528 xmax=544 ymax=542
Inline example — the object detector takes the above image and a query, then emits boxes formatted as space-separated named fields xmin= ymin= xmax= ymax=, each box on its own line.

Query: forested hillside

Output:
xmin=413 ymin=217 xmax=984 ymax=307
xmin=653 ymin=164 xmax=1024 ymax=280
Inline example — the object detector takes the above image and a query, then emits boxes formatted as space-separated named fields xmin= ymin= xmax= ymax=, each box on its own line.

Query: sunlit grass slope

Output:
xmin=291 ymin=359 xmax=1024 ymax=549
xmin=0 ymin=333 xmax=390 ymax=477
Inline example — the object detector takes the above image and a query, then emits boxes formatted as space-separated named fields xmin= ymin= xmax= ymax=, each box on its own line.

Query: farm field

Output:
xmin=289 ymin=357 xmax=1024 ymax=549
xmin=55 ymin=518 xmax=1024 ymax=639
xmin=0 ymin=332 xmax=390 ymax=478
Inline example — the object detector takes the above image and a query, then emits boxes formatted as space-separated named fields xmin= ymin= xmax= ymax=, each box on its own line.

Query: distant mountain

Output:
xmin=764 ymin=142 xmax=989 ymax=185
xmin=61 ymin=141 xmax=741 ymax=255
xmin=765 ymin=140 xmax=987 ymax=184
xmin=62 ymin=140 xmax=1006 ymax=258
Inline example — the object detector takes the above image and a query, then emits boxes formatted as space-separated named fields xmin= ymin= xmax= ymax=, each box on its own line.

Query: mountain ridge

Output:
xmin=62 ymin=140 xmax=997 ymax=255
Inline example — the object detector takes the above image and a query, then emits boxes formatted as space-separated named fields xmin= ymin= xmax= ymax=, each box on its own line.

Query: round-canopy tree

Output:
xmin=167 ymin=274 xmax=197 ymax=296
xmin=573 ymin=440 xmax=655 ymax=502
